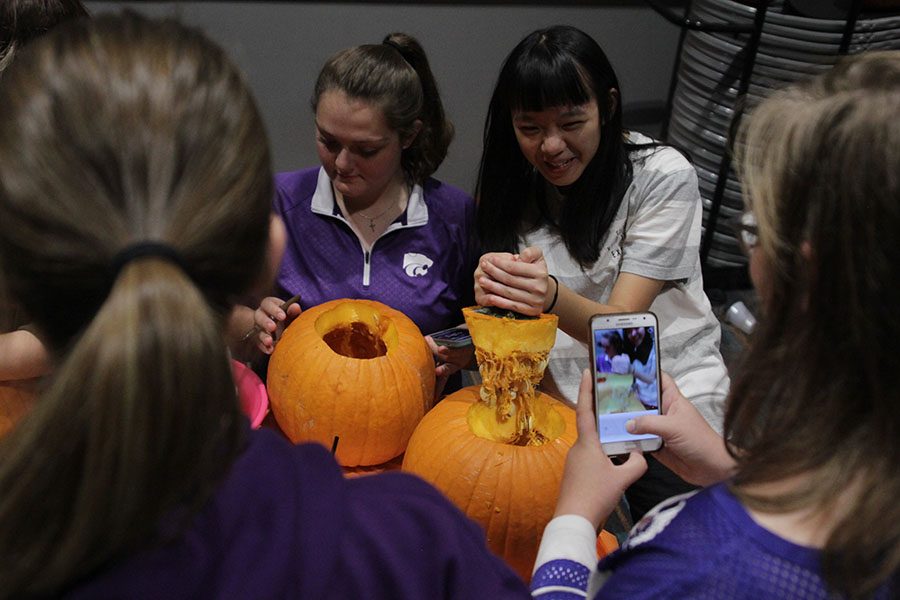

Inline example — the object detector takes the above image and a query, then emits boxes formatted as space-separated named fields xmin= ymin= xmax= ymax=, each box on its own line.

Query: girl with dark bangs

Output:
xmin=624 ymin=326 xmax=658 ymax=410
xmin=473 ymin=25 xmax=729 ymax=519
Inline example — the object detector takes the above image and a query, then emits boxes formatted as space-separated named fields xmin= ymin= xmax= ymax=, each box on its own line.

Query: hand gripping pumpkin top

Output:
xmin=267 ymin=299 xmax=435 ymax=467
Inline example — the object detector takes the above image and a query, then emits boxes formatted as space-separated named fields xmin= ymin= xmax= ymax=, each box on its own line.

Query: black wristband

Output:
xmin=546 ymin=274 xmax=559 ymax=313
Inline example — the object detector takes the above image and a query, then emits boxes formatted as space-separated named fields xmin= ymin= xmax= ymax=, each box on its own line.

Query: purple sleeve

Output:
xmin=423 ymin=177 xmax=477 ymax=313
xmin=531 ymin=559 xmax=592 ymax=599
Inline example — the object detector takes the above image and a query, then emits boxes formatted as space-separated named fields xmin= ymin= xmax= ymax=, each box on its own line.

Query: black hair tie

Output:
xmin=110 ymin=241 xmax=190 ymax=282
xmin=546 ymin=274 xmax=560 ymax=313
xmin=382 ymin=39 xmax=403 ymax=54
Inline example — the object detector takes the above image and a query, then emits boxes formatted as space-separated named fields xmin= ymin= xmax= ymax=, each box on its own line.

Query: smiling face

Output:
xmin=627 ymin=327 xmax=645 ymax=348
xmin=512 ymin=99 xmax=602 ymax=187
xmin=315 ymin=90 xmax=407 ymax=205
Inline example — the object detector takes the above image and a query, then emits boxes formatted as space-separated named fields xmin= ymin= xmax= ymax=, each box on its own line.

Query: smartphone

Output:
xmin=428 ymin=325 xmax=473 ymax=349
xmin=588 ymin=312 xmax=663 ymax=456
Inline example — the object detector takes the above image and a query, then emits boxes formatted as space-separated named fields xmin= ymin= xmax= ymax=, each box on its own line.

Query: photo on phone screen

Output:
xmin=589 ymin=312 xmax=662 ymax=455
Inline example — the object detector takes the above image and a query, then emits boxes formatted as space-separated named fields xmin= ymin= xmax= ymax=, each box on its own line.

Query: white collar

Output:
xmin=310 ymin=167 xmax=428 ymax=226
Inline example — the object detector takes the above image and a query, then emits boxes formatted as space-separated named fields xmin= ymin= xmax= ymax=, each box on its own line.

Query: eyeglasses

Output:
xmin=729 ymin=212 xmax=759 ymax=256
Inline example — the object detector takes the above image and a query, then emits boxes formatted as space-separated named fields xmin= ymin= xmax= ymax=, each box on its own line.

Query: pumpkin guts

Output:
xmin=402 ymin=305 xmax=577 ymax=581
xmin=463 ymin=307 xmax=558 ymax=446
xmin=322 ymin=321 xmax=388 ymax=358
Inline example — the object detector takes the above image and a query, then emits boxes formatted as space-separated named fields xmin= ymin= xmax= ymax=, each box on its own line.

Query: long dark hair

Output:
xmin=311 ymin=32 xmax=454 ymax=185
xmin=729 ymin=51 xmax=900 ymax=597
xmin=0 ymin=13 xmax=272 ymax=595
xmin=475 ymin=25 xmax=637 ymax=266
xmin=626 ymin=327 xmax=653 ymax=365
xmin=0 ymin=0 xmax=89 ymax=74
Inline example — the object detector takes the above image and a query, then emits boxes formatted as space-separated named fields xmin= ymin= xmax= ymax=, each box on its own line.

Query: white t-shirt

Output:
xmin=520 ymin=133 xmax=729 ymax=432
xmin=632 ymin=345 xmax=659 ymax=408
xmin=610 ymin=354 xmax=632 ymax=375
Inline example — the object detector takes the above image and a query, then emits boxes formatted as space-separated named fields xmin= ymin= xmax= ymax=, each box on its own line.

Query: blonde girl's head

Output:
xmin=730 ymin=50 xmax=900 ymax=597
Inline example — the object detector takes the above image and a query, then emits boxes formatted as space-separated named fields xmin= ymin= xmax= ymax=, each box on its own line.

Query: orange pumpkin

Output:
xmin=597 ymin=529 xmax=619 ymax=558
xmin=403 ymin=307 xmax=577 ymax=582
xmin=0 ymin=379 xmax=36 ymax=438
xmin=267 ymin=299 xmax=435 ymax=467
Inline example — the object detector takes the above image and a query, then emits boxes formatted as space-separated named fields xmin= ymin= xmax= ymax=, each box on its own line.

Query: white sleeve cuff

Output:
xmin=533 ymin=514 xmax=597 ymax=575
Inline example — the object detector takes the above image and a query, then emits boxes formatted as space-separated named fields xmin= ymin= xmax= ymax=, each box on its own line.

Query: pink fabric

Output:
xmin=231 ymin=360 xmax=268 ymax=428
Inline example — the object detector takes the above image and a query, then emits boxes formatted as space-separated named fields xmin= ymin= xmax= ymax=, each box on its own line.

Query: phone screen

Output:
xmin=590 ymin=313 xmax=662 ymax=454
xmin=428 ymin=325 xmax=473 ymax=349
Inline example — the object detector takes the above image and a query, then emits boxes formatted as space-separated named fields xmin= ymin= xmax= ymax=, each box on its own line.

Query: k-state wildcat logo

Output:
xmin=403 ymin=253 xmax=433 ymax=277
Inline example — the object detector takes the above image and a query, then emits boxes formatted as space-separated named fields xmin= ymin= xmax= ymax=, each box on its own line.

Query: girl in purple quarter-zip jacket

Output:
xmin=230 ymin=33 xmax=477 ymax=399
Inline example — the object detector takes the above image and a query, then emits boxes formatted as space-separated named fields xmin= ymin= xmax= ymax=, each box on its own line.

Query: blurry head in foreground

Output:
xmin=730 ymin=50 xmax=900 ymax=596
xmin=0 ymin=11 xmax=272 ymax=594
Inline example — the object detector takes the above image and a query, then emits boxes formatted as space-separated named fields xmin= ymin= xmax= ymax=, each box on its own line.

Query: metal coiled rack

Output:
xmin=647 ymin=0 xmax=900 ymax=289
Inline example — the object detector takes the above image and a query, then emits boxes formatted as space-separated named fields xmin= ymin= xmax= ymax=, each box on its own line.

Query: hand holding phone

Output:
xmin=626 ymin=373 xmax=736 ymax=486
xmin=553 ymin=369 xmax=647 ymax=528
xmin=589 ymin=312 xmax=663 ymax=456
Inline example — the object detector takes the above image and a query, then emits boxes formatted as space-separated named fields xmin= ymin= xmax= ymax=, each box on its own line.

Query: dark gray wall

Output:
xmin=84 ymin=2 xmax=681 ymax=192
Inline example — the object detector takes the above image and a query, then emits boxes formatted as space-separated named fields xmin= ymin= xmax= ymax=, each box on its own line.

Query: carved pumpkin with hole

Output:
xmin=402 ymin=306 xmax=577 ymax=582
xmin=267 ymin=299 xmax=434 ymax=467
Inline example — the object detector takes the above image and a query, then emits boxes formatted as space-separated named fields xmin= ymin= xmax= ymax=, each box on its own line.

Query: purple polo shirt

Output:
xmin=273 ymin=167 xmax=477 ymax=337
xmin=66 ymin=426 xmax=529 ymax=599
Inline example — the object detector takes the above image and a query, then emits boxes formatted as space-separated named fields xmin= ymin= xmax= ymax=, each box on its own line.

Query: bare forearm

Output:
xmin=474 ymin=251 xmax=661 ymax=345
xmin=551 ymin=284 xmax=623 ymax=344
xmin=551 ymin=272 xmax=662 ymax=344
xmin=225 ymin=305 xmax=258 ymax=360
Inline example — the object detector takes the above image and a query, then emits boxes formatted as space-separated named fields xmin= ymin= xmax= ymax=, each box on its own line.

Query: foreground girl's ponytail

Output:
xmin=0 ymin=259 xmax=243 ymax=595
xmin=0 ymin=13 xmax=272 ymax=596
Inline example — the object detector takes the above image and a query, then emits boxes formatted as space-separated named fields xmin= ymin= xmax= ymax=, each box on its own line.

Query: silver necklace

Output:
xmin=355 ymin=204 xmax=393 ymax=232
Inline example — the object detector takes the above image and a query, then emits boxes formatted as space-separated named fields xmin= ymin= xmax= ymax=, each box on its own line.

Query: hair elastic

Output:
xmin=382 ymin=38 xmax=404 ymax=55
xmin=546 ymin=274 xmax=560 ymax=313
xmin=110 ymin=241 xmax=190 ymax=281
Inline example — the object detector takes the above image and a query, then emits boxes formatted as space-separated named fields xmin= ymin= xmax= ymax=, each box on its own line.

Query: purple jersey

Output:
xmin=66 ymin=426 xmax=528 ymax=599
xmin=273 ymin=168 xmax=477 ymax=337
xmin=591 ymin=484 xmax=897 ymax=599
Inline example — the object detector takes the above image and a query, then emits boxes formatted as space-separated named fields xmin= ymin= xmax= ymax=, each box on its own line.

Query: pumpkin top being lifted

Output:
xmin=464 ymin=306 xmax=557 ymax=358
xmin=462 ymin=306 xmax=559 ymax=446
